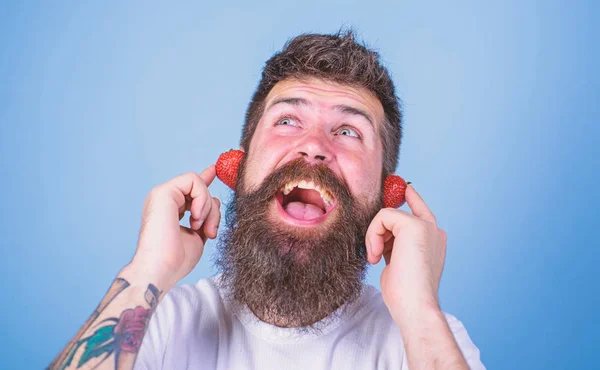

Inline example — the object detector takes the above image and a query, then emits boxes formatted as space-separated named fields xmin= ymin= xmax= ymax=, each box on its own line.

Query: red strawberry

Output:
xmin=383 ymin=175 xmax=410 ymax=208
xmin=216 ymin=149 xmax=245 ymax=190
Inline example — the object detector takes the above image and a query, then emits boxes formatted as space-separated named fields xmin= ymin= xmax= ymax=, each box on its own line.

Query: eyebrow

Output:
xmin=266 ymin=97 xmax=374 ymax=128
xmin=333 ymin=104 xmax=374 ymax=127
xmin=267 ymin=97 xmax=311 ymax=110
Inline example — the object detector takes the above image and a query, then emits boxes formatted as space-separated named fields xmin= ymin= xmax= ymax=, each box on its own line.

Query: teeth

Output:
xmin=280 ymin=180 xmax=335 ymax=207
xmin=283 ymin=183 xmax=294 ymax=195
xmin=322 ymin=192 xmax=333 ymax=206
xmin=297 ymin=180 xmax=312 ymax=189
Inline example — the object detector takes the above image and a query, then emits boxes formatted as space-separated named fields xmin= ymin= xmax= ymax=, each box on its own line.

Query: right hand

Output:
xmin=124 ymin=166 xmax=221 ymax=291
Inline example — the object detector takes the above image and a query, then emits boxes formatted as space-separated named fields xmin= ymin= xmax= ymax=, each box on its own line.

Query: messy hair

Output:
xmin=240 ymin=30 xmax=402 ymax=176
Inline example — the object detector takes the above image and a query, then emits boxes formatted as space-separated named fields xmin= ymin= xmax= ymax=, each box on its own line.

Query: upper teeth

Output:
xmin=281 ymin=180 xmax=334 ymax=207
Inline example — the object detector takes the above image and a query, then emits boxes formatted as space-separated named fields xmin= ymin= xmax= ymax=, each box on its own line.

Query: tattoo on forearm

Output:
xmin=49 ymin=280 xmax=161 ymax=370
xmin=144 ymin=284 xmax=162 ymax=309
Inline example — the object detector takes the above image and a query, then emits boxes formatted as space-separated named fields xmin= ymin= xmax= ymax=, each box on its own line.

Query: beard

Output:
xmin=214 ymin=157 xmax=382 ymax=328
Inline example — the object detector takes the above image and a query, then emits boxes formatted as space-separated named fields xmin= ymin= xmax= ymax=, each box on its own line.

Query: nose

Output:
xmin=296 ymin=133 xmax=333 ymax=165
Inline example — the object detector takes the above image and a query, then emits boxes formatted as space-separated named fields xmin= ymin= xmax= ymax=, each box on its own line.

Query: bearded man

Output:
xmin=50 ymin=31 xmax=485 ymax=370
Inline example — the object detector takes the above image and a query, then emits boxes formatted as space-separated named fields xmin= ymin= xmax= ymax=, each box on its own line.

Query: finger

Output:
xmin=365 ymin=209 xmax=409 ymax=264
xmin=183 ymin=222 xmax=209 ymax=244
xmin=195 ymin=226 xmax=209 ymax=245
xmin=190 ymin=192 xmax=207 ymax=221
xmin=179 ymin=196 xmax=193 ymax=221
xmin=405 ymin=185 xmax=437 ymax=225
xmin=189 ymin=167 xmax=216 ymax=221
xmin=202 ymin=197 xmax=222 ymax=239
xmin=166 ymin=172 xmax=210 ymax=213
xmin=189 ymin=214 xmax=200 ymax=230
xmin=382 ymin=235 xmax=394 ymax=263
xmin=192 ymin=193 xmax=213 ymax=229
xmin=198 ymin=165 xmax=217 ymax=187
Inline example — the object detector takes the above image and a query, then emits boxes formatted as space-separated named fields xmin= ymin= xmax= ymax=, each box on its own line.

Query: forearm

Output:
xmin=393 ymin=307 xmax=469 ymax=370
xmin=49 ymin=266 xmax=166 ymax=370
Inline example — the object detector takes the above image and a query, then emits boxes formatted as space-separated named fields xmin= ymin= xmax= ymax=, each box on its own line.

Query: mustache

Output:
xmin=239 ymin=158 xmax=353 ymax=205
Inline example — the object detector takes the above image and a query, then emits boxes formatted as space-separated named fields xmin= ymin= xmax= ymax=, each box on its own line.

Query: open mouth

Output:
xmin=274 ymin=180 xmax=337 ymax=225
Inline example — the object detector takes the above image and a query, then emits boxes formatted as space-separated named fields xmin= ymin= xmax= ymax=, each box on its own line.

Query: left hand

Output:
xmin=365 ymin=185 xmax=448 ymax=320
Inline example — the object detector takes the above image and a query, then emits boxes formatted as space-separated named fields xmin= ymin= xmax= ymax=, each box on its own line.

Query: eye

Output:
xmin=277 ymin=117 xmax=299 ymax=127
xmin=336 ymin=126 xmax=361 ymax=138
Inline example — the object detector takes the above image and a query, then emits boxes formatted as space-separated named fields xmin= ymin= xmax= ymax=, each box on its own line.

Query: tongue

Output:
xmin=284 ymin=201 xmax=325 ymax=220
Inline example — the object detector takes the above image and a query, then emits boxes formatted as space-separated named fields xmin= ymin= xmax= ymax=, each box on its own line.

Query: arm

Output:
xmin=366 ymin=185 xmax=471 ymax=370
xmin=48 ymin=167 xmax=221 ymax=370
xmin=394 ymin=307 xmax=469 ymax=369
xmin=47 ymin=274 xmax=162 ymax=370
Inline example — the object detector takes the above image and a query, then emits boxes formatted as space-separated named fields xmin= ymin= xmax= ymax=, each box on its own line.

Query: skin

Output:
xmin=242 ymin=78 xmax=385 ymax=209
xmin=50 ymin=78 xmax=468 ymax=370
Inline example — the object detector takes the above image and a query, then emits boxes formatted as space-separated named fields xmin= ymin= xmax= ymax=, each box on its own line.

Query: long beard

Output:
xmin=214 ymin=158 xmax=381 ymax=328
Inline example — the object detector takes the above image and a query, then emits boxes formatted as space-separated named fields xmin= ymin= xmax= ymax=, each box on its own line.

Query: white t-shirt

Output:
xmin=134 ymin=277 xmax=485 ymax=369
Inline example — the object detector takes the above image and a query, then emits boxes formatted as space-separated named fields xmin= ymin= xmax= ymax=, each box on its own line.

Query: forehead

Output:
xmin=264 ymin=78 xmax=385 ymax=125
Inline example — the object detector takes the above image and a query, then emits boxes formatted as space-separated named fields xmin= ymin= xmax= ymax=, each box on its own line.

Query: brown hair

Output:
xmin=240 ymin=30 xmax=403 ymax=176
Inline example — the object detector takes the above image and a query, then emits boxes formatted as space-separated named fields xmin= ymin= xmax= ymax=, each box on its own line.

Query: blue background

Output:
xmin=1 ymin=1 xmax=598 ymax=369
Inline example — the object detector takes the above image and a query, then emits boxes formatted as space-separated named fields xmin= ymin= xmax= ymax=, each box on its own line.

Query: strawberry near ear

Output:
xmin=383 ymin=175 xmax=411 ymax=208
xmin=216 ymin=149 xmax=245 ymax=190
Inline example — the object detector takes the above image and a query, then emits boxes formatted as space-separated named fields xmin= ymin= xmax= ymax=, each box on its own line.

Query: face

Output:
xmin=215 ymin=78 xmax=386 ymax=328
xmin=242 ymin=77 xmax=385 ymax=223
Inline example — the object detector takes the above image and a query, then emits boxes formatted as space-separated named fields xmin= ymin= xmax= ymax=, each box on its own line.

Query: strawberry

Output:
xmin=383 ymin=175 xmax=411 ymax=208
xmin=216 ymin=149 xmax=245 ymax=190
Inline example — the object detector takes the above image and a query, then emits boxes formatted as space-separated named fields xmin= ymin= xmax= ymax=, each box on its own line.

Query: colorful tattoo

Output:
xmin=49 ymin=281 xmax=161 ymax=370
